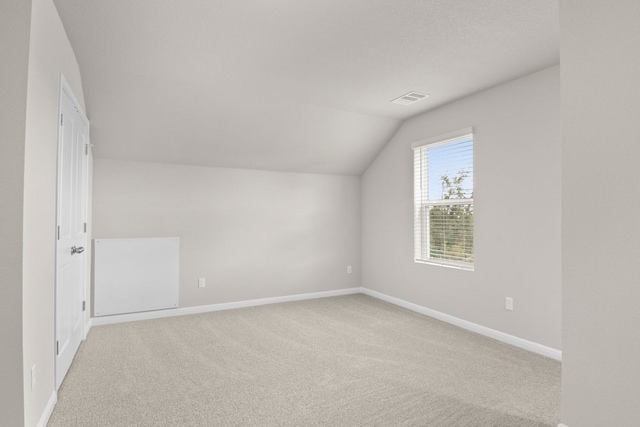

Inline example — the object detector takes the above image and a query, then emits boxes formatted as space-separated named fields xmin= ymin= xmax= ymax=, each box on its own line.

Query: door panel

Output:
xmin=56 ymin=261 xmax=73 ymax=356
xmin=56 ymin=79 xmax=89 ymax=390
xmin=58 ymin=99 xmax=75 ymax=241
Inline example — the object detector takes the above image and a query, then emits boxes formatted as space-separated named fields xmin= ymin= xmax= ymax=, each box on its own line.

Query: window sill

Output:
xmin=414 ymin=259 xmax=474 ymax=271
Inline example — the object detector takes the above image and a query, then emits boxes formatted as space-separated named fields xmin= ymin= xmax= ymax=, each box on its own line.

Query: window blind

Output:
xmin=413 ymin=133 xmax=474 ymax=270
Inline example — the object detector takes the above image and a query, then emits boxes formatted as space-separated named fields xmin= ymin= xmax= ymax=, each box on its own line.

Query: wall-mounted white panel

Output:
xmin=94 ymin=237 xmax=179 ymax=316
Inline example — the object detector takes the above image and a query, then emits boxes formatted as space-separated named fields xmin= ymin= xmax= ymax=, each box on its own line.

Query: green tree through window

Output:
xmin=413 ymin=131 xmax=473 ymax=269
xmin=428 ymin=170 xmax=473 ymax=263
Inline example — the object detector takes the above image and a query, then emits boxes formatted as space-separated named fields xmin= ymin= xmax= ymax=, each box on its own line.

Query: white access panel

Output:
xmin=94 ymin=237 xmax=179 ymax=316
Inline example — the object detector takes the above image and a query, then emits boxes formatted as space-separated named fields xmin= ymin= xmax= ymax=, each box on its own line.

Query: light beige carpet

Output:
xmin=48 ymin=294 xmax=560 ymax=426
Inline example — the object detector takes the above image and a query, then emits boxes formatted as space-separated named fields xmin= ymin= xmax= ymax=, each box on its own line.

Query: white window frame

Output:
xmin=412 ymin=127 xmax=474 ymax=271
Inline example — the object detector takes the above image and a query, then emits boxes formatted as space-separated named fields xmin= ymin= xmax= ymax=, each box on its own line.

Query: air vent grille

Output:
xmin=391 ymin=91 xmax=429 ymax=105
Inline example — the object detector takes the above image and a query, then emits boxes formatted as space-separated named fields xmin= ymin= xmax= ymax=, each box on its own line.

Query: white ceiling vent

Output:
xmin=391 ymin=91 xmax=430 ymax=105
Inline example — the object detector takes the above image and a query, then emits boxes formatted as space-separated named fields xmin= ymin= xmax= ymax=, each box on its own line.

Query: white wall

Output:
xmin=560 ymin=1 xmax=640 ymax=425
xmin=0 ymin=1 xmax=32 ymax=424
xmin=93 ymin=159 xmax=360 ymax=308
xmin=362 ymin=66 xmax=561 ymax=349
xmin=22 ymin=0 xmax=87 ymax=424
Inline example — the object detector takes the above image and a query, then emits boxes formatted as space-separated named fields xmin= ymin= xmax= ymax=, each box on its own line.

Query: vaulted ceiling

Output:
xmin=54 ymin=0 xmax=559 ymax=175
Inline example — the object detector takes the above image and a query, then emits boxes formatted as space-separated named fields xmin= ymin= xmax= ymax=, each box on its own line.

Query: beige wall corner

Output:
xmin=0 ymin=0 xmax=32 ymax=425
xmin=560 ymin=0 xmax=640 ymax=425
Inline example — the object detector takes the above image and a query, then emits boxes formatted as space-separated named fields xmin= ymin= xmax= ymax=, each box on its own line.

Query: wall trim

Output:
xmin=360 ymin=288 xmax=562 ymax=361
xmin=558 ymin=424 xmax=569 ymax=427
xmin=37 ymin=390 xmax=57 ymax=427
xmin=90 ymin=286 xmax=560 ymax=361
xmin=411 ymin=126 xmax=474 ymax=149
xmin=84 ymin=318 xmax=92 ymax=339
xmin=92 ymin=288 xmax=361 ymax=326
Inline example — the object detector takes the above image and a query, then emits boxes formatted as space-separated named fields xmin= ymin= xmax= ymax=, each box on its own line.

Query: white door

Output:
xmin=55 ymin=76 xmax=89 ymax=389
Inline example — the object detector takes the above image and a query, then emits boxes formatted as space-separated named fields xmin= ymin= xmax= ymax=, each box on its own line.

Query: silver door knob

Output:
xmin=71 ymin=246 xmax=85 ymax=255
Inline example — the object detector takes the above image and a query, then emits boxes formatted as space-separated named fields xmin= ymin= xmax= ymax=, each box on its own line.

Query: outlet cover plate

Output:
xmin=505 ymin=297 xmax=514 ymax=311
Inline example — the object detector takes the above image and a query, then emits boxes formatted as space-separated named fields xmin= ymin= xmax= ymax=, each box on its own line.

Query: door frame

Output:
xmin=54 ymin=73 xmax=90 ymax=390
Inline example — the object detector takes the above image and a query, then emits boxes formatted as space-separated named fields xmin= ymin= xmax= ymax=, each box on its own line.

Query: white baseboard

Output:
xmin=360 ymin=288 xmax=562 ymax=361
xmin=84 ymin=318 xmax=92 ymax=339
xmin=90 ymin=286 xmax=560 ymax=361
xmin=558 ymin=424 xmax=569 ymax=427
xmin=92 ymin=287 xmax=361 ymax=326
xmin=37 ymin=390 xmax=57 ymax=427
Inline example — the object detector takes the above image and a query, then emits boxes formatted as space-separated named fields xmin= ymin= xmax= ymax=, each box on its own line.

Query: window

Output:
xmin=413 ymin=129 xmax=474 ymax=270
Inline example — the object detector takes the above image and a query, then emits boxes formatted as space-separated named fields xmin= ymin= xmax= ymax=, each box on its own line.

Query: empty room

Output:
xmin=2 ymin=1 xmax=639 ymax=426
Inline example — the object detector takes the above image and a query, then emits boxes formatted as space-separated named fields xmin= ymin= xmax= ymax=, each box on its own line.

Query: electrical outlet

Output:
xmin=198 ymin=278 xmax=205 ymax=288
xmin=31 ymin=365 xmax=36 ymax=391
xmin=505 ymin=297 xmax=514 ymax=311
xmin=347 ymin=265 xmax=352 ymax=274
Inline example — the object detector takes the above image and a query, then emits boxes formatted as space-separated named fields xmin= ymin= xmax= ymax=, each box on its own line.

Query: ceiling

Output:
xmin=54 ymin=0 xmax=559 ymax=175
